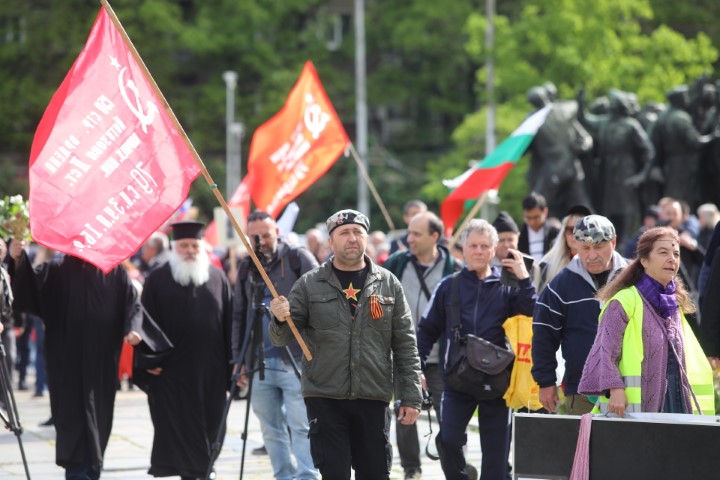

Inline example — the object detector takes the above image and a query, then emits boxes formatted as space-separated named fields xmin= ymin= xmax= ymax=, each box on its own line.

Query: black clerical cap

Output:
xmin=566 ymin=204 xmax=592 ymax=217
xmin=492 ymin=211 xmax=519 ymax=233
xmin=170 ymin=221 xmax=205 ymax=240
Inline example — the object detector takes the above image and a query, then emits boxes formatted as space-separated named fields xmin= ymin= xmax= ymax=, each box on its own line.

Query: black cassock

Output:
xmin=9 ymin=253 xmax=140 ymax=472
xmin=139 ymin=262 xmax=233 ymax=478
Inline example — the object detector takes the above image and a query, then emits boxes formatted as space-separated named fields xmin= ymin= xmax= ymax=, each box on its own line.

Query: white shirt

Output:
xmin=528 ymin=227 xmax=545 ymax=262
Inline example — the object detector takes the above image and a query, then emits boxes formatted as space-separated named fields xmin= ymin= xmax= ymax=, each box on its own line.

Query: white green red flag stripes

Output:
xmin=440 ymin=106 xmax=551 ymax=235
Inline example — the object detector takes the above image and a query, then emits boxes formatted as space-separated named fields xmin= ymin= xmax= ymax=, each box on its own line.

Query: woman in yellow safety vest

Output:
xmin=578 ymin=226 xmax=715 ymax=416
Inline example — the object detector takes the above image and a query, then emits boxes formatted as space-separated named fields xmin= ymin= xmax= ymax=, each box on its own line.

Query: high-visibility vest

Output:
xmin=593 ymin=286 xmax=715 ymax=415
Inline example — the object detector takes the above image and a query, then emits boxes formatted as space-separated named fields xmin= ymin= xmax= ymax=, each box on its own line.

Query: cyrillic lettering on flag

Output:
xmin=245 ymin=61 xmax=349 ymax=217
xmin=29 ymin=8 xmax=200 ymax=273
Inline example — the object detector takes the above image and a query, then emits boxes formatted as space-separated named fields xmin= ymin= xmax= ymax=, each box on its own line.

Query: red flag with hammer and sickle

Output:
xmin=28 ymin=8 xmax=200 ymax=272
xmin=245 ymin=61 xmax=349 ymax=218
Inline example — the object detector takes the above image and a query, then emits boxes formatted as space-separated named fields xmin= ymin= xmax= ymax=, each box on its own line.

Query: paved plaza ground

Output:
xmin=1 ymin=374 xmax=488 ymax=479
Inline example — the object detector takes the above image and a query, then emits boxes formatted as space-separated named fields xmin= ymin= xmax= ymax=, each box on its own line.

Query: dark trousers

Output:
xmin=304 ymin=397 xmax=392 ymax=480
xmin=395 ymin=363 xmax=444 ymax=472
xmin=15 ymin=315 xmax=46 ymax=395
xmin=438 ymin=388 xmax=511 ymax=480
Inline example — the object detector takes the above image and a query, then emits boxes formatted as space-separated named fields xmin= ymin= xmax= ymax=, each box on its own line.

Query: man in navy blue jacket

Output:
xmin=417 ymin=219 xmax=536 ymax=480
xmin=531 ymin=215 xmax=626 ymax=415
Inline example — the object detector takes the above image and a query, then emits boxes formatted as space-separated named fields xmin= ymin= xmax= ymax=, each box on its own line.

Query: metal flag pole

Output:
xmin=347 ymin=144 xmax=396 ymax=231
xmin=450 ymin=191 xmax=490 ymax=247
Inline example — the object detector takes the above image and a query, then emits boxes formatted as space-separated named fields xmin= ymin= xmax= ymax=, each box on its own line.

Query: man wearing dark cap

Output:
xmin=531 ymin=215 xmax=627 ymax=414
xmin=492 ymin=211 xmax=520 ymax=268
xmin=492 ymin=211 xmax=538 ymax=289
xmin=268 ymin=209 xmax=423 ymax=480
xmin=137 ymin=221 xmax=233 ymax=479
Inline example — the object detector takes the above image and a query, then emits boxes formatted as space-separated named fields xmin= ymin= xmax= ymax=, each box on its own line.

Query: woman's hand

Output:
xmin=608 ymin=388 xmax=627 ymax=417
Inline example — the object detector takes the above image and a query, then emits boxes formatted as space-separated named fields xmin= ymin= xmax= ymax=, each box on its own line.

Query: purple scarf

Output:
xmin=636 ymin=273 xmax=678 ymax=319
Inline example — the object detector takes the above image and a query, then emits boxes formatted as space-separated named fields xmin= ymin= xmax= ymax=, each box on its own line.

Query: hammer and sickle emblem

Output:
xmin=303 ymin=95 xmax=330 ymax=140
xmin=119 ymin=67 xmax=160 ymax=134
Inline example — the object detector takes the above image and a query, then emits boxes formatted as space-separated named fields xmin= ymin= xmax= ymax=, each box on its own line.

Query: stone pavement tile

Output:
xmin=2 ymin=377 xmax=487 ymax=479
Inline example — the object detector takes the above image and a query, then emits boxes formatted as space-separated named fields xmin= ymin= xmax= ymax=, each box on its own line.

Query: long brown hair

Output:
xmin=597 ymin=227 xmax=695 ymax=313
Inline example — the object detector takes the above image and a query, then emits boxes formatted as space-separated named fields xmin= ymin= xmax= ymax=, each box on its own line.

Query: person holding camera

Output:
xmin=232 ymin=211 xmax=319 ymax=480
xmin=268 ymin=209 xmax=423 ymax=480
xmin=383 ymin=210 xmax=461 ymax=479
xmin=417 ymin=219 xmax=536 ymax=480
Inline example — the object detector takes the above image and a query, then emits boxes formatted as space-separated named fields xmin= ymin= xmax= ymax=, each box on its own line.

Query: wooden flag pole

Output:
xmin=449 ymin=191 xmax=490 ymax=248
xmin=100 ymin=0 xmax=312 ymax=361
xmin=348 ymin=144 xmax=396 ymax=231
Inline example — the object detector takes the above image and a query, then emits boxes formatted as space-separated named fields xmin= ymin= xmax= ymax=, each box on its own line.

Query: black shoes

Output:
xmin=39 ymin=416 xmax=54 ymax=427
xmin=251 ymin=445 xmax=267 ymax=455
xmin=466 ymin=464 xmax=478 ymax=480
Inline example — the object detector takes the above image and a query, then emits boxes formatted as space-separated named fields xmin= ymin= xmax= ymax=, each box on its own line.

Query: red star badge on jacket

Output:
xmin=343 ymin=283 xmax=361 ymax=301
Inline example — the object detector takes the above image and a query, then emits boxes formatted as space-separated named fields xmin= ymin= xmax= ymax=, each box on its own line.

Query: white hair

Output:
xmin=459 ymin=219 xmax=498 ymax=246
xmin=168 ymin=240 xmax=210 ymax=286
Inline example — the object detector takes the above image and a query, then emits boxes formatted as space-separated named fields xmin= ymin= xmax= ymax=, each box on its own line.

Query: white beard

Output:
xmin=169 ymin=248 xmax=210 ymax=286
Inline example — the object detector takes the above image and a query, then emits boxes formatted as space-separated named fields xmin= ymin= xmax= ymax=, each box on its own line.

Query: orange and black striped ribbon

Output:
xmin=369 ymin=295 xmax=383 ymax=320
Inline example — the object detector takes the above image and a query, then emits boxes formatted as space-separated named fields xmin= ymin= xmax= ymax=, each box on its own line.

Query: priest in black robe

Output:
xmin=7 ymin=240 xmax=141 ymax=480
xmin=137 ymin=221 xmax=233 ymax=480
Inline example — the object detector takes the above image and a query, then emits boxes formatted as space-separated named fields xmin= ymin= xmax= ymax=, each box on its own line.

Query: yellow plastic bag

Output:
xmin=502 ymin=315 xmax=543 ymax=410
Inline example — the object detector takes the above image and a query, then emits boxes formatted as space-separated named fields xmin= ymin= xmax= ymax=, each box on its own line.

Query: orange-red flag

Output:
xmin=246 ymin=61 xmax=349 ymax=217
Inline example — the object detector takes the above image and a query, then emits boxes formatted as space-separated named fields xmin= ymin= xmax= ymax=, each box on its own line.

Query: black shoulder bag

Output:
xmin=443 ymin=273 xmax=515 ymax=399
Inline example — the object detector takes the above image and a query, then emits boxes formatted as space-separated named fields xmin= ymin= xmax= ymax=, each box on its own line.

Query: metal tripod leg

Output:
xmin=0 ymin=341 xmax=32 ymax=480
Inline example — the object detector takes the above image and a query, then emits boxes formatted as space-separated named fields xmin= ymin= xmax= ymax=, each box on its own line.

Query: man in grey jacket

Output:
xmin=269 ymin=209 xmax=423 ymax=480
xmin=383 ymin=211 xmax=460 ymax=479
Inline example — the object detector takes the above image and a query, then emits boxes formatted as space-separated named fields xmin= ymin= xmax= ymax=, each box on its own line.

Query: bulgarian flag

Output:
xmin=440 ymin=106 xmax=551 ymax=235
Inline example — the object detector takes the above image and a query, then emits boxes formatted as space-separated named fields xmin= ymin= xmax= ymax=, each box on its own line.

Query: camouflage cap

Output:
xmin=326 ymin=209 xmax=370 ymax=235
xmin=574 ymin=215 xmax=616 ymax=244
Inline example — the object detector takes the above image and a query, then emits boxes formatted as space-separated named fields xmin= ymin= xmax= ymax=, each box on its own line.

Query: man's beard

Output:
xmin=169 ymin=248 xmax=210 ymax=286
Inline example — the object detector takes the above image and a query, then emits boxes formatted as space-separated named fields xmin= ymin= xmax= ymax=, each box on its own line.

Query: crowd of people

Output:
xmin=1 ymin=189 xmax=719 ymax=480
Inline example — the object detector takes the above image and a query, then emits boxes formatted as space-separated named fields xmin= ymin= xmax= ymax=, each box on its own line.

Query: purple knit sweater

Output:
xmin=578 ymin=294 xmax=692 ymax=412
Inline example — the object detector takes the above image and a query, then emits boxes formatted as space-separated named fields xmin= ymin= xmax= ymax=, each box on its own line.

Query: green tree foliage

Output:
xmin=427 ymin=0 xmax=718 ymax=224
xmin=1 ymin=0 xmax=718 ymax=235
xmin=651 ymin=0 xmax=720 ymax=54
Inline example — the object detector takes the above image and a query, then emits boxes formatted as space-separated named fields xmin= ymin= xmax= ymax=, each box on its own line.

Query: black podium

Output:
xmin=513 ymin=412 xmax=720 ymax=479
